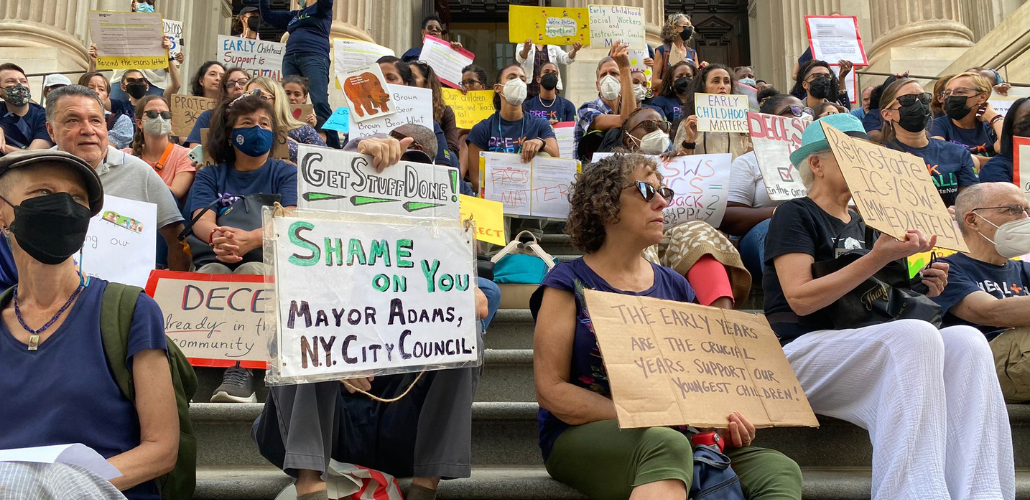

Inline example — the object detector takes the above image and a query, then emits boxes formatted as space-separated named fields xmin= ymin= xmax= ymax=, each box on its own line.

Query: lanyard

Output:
xmin=498 ymin=113 xmax=526 ymax=153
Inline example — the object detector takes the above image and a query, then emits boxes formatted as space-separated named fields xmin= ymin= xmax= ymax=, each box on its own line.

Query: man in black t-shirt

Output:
xmin=934 ymin=182 xmax=1030 ymax=402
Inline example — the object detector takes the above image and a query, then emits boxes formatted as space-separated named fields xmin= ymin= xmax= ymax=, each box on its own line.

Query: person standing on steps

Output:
xmin=515 ymin=39 xmax=581 ymax=99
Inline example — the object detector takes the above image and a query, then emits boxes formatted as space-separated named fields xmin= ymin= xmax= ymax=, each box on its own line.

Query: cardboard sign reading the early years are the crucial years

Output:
xmin=146 ymin=271 xmax=272 ymax=368
xmin=748 ymin=112 xmax=810 ymax=200
xmin=584 ymin=290 xmax=819 ymax=429
xmin=821 ymin=122 xmax=969 ymax=252
xmin=695 ymin=93 xmax=749 ymax=133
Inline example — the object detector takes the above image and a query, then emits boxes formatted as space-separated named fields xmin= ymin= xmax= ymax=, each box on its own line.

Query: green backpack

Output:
xmin=1 ymin=282 xmax=199 ymax=499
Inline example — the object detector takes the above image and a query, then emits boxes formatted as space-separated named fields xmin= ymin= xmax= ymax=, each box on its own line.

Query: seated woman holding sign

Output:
xmin=675 ymin=63 xmax=751 ymax=158
xmin=765 ymin=113 xmax=1013 ymax=499
xmin=532 ymin=153 xmax=802 ymax=500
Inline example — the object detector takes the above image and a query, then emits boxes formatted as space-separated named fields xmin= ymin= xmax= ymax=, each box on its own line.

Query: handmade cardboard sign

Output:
xmin=80 ymin=195 xmax=157 ymax=288
xmin=588 ymin=4 xmax=645 ymax=50
xmin=339 ymin=63 xmax=396 ymax=123
xmin=170 ymin=95 xmax=216 ymax=138
xmin=593 ymin=153 xmax=731 ymax=228
xmin=297 ymin=145 xmax=460 ymax=220
xmin=271 ymin=130 xmax=290 ymax=161
xmin=290 ymin=103 xmax=314 ymax=123
xmin=481 ymin=152 xmax=579 ymax=218
xmin=345 ymin=85 xmax=433 ymax=139
xmin=419 ymin=35 xmax=476 ymax=89
xmin=146 ymin=271 xmax=271 ymax=368
xmin=508 ymin=6 xmax=590 ymax=46
xmin=269 ymin=212 xmax=478 ymax=382
xmin=198 ymin=129 xmax=216 ymax=168
xmin=89 ymin=11 xmax=167 ymax=70
xmin=747 ymin=112 xmax=810 ymax=200
xmin=459 ymin=195 xmax=506 ymax=246
xmin=218 ymin=35 xmax=285 ymax=80
xmin=441 ymin=89 xmax=494 ymax=129
xmin=695 ymin=93 xmax=749 ymax=133
xmin=821 ymin=121 xmax=968 ymax=252
xmin=583 ymin=289 xmax=819 ymax=429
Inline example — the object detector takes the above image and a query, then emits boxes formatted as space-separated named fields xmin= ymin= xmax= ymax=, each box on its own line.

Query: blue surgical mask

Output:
xmin=136 ymin=2 xmax=154 ymax=12
xmin=231 ymin=126 xmax=274 ymax=157
xmin=739 ymin=78 xmax=756 ymax=87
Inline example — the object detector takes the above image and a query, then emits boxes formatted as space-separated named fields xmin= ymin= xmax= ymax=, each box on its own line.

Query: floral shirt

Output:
xmin=287 ymin=124 xmax=327 ymax=163
xmin=529 ymin=257 xmax=695 ymax=460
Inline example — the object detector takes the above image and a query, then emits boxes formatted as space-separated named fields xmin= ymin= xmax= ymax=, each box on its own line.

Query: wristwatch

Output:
xmin=691 ymin=431 xmax=724 ymax=452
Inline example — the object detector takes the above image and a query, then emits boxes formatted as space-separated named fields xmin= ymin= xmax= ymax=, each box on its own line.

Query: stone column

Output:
xmin=0 ymin=0 xmax=91 ymax=75
xmin=867 ymin=0 xmax=973 ymax=60
xmin=367 ymin=0 xmax=417 ymax=56
xmin=747 ymin=0 xmax=848 ymax=93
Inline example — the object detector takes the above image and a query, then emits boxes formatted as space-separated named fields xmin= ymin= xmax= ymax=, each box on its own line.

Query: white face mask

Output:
xmin=630 ymin=129 xmax=671 ymax=155
xmin=143 ymin=116 xmax=172 ymax=136
xmin=632 ymin=84 xmax=647 ymax=103
xmin=975 ymin=214 xmax=1030 ymax=258
xmin=599 ymin=75 xmax=621 ymax=101
xmin=503 ymin=78 xmax=527 ymax=106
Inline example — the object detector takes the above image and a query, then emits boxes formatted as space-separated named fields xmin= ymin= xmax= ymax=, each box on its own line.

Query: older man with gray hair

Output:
xmin=933 ymin=181 xmax=1030 ymax=402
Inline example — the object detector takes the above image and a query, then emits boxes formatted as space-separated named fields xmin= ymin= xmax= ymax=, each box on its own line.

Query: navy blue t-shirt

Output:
xmin=184 ymin=109 xmax=213 ymax=146
xmin=185 ymin=157 xmax=298 ymax=216
xmin=931 ymin=118 xmax=997 ymax=158
xmin=433 ymin=120 xmax=459 ymax=168
xmin=862 ymin=109 xmax=882 ymax=132
xmin=0 ymin=279 xmax=167 ymax=499
xmin=259 ymin=0 xmax=333 ymax=58
xmin=650 ymin=95 xmax=685 ymax=122
xmin=466 ymin=113 xmax=555 ymax=154
xmin=933 ymin=252 xmax=1030 ymax=340
xmin=979 ymin=155 xmax=1013 ymax=183
xmin=529 ymin=257 xmax=695 ymax=461
xmin=0 ymin=102 xmax=49 ymax=149
xmin=523 ymin=95 xmax=577 ymax=123
xmin=401 ymin=46 xmax=421 ymax=63
xmin=110 ymin=99 xmax=135 ymax=123
xmin=886 ymin=138 xmax=978 ymax=206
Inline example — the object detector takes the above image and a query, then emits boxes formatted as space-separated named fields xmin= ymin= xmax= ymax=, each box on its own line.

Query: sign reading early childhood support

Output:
xmin=584 ymin=290 xmax=819 ymax=429
xmin=217 ymin=35 xmax=285 ymax=80
xmin=80 ymin=195 xmax=157 ymax=288
xmin=170 ymin=95 xmax=216 ymax=138
xmin=89 ymin=11 xmax=168 ymax=70
xmin=146 ymin=271 xmax=272 ymax=368
xmin=508 ymin=6 xmax=590 ymax=46
xmin=419 ymin=35 xmax=476 ymax=89
xmin=805 ymin=16 xmax=868 ymax=66
xmin=694 ymin=93 xmax=749 ymax=133
xmin=593 ymin=153 xmax=731 ymax=228
xmin=481 ymin=153 xmax=579 ymax=218
xmin=270 ymin=213 xmax=478 ymax=382
xmin=346 ymin=85 xmax=433 ymax=139
xmin=442 ymin=89 xmax=495 ymax=129
xmin=297 ymin=146 xmax=461 ymax=220
xmin=821 ymin=121 xmax=969 ymax=252
xmin=588 ymin=4 xmax=645 ymax=50
xmin=747 ymin=112 xmax=810 ymax=200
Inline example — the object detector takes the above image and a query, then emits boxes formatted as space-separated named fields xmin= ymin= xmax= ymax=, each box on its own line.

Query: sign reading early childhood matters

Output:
xmin=695 ymin=93 xmax=749 ymax=133
xmin=821 ymin=122 xmax=969 ymax=252
xmin=584 ymin=290 xmax=819 ymax=429
xmin=146 ymin=271 xmax=272 ymax=369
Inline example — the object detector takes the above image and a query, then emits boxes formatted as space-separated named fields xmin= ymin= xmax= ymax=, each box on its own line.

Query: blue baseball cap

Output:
xmin=789 ymin=113 xmax=870 ymax=167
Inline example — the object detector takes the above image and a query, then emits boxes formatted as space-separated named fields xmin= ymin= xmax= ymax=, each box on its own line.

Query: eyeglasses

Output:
xmin=144 ymin=110 xmax=171 ymax=120
xmin=630 ymin=119 xmax=671 ymax=134
xmin=460 ymin=79 xmax=482 ymax=87
xmin=941 ymin=87 xmax=981 ymax=98
xmin=779 ymin=105 xmax=814 ymax=118
xmin=626 ymin=180 xmax=674 ymax=203
xmin=225 ymin=78 xmax=250 ymax=89
xmin=886 ymin=92 xmax=932 ymax=109
xmin=972 ymin=205 xmax=1030 ymax=217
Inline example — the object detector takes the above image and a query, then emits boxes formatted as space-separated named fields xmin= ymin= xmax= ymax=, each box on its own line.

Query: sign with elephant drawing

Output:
xmin=339 ymin=63 xmax=396 ymax=123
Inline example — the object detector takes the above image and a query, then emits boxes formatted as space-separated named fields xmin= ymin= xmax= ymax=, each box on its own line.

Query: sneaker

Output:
xmin=210 ymin=364 xmax=257 ymax=403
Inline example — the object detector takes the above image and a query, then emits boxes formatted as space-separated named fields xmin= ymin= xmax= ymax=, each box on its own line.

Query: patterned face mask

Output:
xmin=4 ymin=84 xmax=30 ymax=107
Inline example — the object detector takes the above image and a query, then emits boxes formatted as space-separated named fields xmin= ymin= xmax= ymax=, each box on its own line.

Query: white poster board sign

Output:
xmin=805 ymin=16 xmax=868 ymax=66
xmin=748 ymin=112 xmax=811 ymax=200
xmin=481 ymin=152 xmax=577 ymax=218
xmin=344 ymin=85 xmax=433 ymax=139
xmin=217 ymin=35 xmax=285 ymax=81
xmin=80 ymin=195 xmax=157 ymax=288
xmin=297 ymin=146 xmax=461 ymax=220
xmin=419 ymin=35 xmax=476 ymax=89
xmin=593 ymin=153 xmax=730 ymax=227
xmin=163 ymin=19 xmax=183 ymax=60
xmin=333 ymin=39 xmax=395 ymax=73
xmin=588 ymin=4 xmax=645 ymax=50
xmin=553 ymin=121 xmax=576 ymax=160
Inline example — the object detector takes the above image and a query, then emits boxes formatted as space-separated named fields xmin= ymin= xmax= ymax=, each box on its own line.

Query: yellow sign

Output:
xmin=96 ymin=55 xmax=168 ymax=70
xmin=509 ymin=6 xmax=591 ymax=46
xmin=460 ymin=195 xmax=506 ymax=246
xmin=89 ymin=11 xmax=168 ymax=70
xmin=442 ymin=89 xmax=496 ymax=129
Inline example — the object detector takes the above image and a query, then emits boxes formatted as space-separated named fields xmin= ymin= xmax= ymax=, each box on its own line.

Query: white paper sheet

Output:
xmin=0 ymin=444 xmax=122 ymax=481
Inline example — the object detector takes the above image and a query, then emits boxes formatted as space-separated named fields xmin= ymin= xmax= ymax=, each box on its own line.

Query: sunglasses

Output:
xmin=627 ymin=181 xmax=674 ymax=203
xmin=144 ymin=110 xmax=171 ymax=120
xmin=887 ymin=92 xmax=932 ymax=108
xmin=972 ymin=205 xmax=1030 ymax=217
xmin=630 ymin=119 xmax=671 ymax=134
xmin=779 ymin=105 xmax=814 ymax=118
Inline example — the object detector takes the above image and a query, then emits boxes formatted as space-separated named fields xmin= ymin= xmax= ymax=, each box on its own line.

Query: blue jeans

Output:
xmin=477 ymin=277 xmax=501 ymax=332
xmin=739 ymin=218 xmax=770 ymax=281
xmin=283 ymin=52 xmax=339 ymax=148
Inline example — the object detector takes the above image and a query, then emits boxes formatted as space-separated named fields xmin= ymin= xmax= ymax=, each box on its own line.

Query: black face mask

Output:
xmin=807 ymin=77 xmax=833 ymax=99
xmin=540 ymin=73 xmax=559 ymax=91
xmin=679 ymin=26 xmax=693 ymax=41
xmin=2 ymin=193 xmax=92 ymax=265
xmin=896 ymin=101 xmax=932 ymax=133
xmin=674 ymin=77 xmax=691 ymax=95
xmin=944 ymin=95 xmax=973 ymax=120
xmin=125 ymin=81 xmax=148 ymax=99
xmin=247 ymin=16 xmax=260 ymax=32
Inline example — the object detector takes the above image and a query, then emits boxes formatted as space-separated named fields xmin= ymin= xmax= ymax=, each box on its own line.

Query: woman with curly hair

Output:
xmin=531 ymin=153 xmax=802 ymax=500
xmin=653 ymin=13 xmax=697 ymax=90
